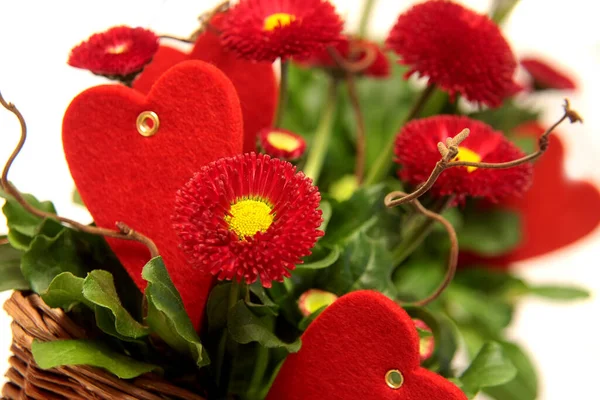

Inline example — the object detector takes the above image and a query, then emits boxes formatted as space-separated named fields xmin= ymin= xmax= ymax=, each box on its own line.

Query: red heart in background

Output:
xmin=62 ymin=61 xmax=244 ymax=328
xmin=134 ymin=15 xmax=278 ymax=153
xmin=460 ymin=122 xmax=600 ymax=267
xmin=267 ymin=291 xmax=466 ymax=400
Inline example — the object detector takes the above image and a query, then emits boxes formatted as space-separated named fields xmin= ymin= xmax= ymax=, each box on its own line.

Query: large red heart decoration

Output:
xmin=460 ymin=122 xmax=600 ymax=267
xmin=62 ymin=60 xmax=244 ymax=329
xmin=133 ymin=14 xmax=278 ymax=153
xmin=267 ymin=291 xmax=466 ymax=400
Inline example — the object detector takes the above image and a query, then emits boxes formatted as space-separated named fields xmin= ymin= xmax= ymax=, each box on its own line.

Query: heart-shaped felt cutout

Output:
xmin=62 ymin=60 xmax=244 ymax=328
xmin=460 ymin=122 xmax=600 ymax=267
xmin=267 ymin=290 xmax=466 ymax=400
xmin=133 ymin=14 xmax=277 ymax=153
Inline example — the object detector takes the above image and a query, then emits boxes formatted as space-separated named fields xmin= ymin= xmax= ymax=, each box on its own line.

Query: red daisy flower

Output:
xmin=220 ymin=0 xmax=344 ymax=62
xmin=259 ymin=128 xmax=306 ymax=160
xmin=298 ymin=289 xmax=338 ymax=317
xmin=521 ymin=57 xmax=577 ymax=90
xmin=386 ymin=0 xmax=517 ymax=107
xmin=300 ymin=36 xmax=390 ymax=78
xmin=413 ymin=319 xmax=435 ymax=361
xmin=68 ymin=26 xmax=158 ymax=78
xmin=394 ymin=115 xmax=533 ymax=202
xmin=173 ymin=153 xmax=323 ymax=287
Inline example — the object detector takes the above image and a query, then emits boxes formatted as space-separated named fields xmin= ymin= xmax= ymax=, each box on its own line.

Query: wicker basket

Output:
xmin=1 ymin=291 xmax=206 ymax=400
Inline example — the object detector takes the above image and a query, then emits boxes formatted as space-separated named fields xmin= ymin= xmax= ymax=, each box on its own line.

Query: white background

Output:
xmin=0 ymin=1 xmax=598 ymax=399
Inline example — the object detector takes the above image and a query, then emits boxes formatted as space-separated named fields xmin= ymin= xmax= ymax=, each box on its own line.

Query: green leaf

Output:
xmin=528 ymin=284 xmax=590 ymax=301
xmin=207 ymin=282 xmax=233 ymax=332
xmin=41 ymin=272 xmax=89 ymax=310
xmin=298 ymin=306 xmax=326 ymax=331
xmin=82 ymin=270 xmax=149 ymax=339
xmin=484 ymin=341 xmax=538 ymax=400
xmin=469 ymin=100 xmax=540 ymax=134
xmin=20 ymin=230 xmax=86 ymax=293
xmin=31 ymin=339 xmax=158 ymax=379
xmin=142 ymin=257 xmax=209 ymax=368
xmin=297 ymin=245 xmax=340 ymax=270
xmin=460 ymin=342 xmax=517 ymax=398
xmin=458 ymin=208 xmax=521 ymax=256
xmin=72 ymin=188 xmax=84 ymax=206
xmin=228 ymin=300 xmax=301 ymax=353
xmin=320 ymin=232 xmax=397 ymax=299
xmin=0 ymin=242 xmax=29 ymax=291
xmin=0 ymin=190 xmax=56 ymax=238
xmin=318 ymin=200 xmax=332 ymax=233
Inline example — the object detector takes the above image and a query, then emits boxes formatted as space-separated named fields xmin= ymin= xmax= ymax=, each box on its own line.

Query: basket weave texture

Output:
xmin=1 ymin=291 xmax=205 ymax=400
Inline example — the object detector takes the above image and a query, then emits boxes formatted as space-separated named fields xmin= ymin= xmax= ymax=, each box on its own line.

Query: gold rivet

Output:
xmin=136 ymin=111 xmax=160 ymax=137
xmin=385 ymin=369 xmax=404 ymax=389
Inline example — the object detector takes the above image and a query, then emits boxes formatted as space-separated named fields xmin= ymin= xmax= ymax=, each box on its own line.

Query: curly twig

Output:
xmin=385 ymin=99 xmax=582 ymax=207
xmin=189 ymin=1 xmax=230 ymax=41
xmin=0 ymin=91 xmax=159 ymax=258
xmin=396 ymin=194 xmax=458 ymax=307
xmin=326 ymin=42 xmax=377 ymax=75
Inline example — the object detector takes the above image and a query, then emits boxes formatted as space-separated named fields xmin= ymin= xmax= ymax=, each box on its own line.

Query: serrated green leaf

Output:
xmin=228 ymin=300 xmax=301 ymax=353
xmin=0 ymin=242 xmax=29 ymax=291
xmin=41 ymin=272 xmax=89 ymax=310
xmin=142 ymin=257 xmax=209 ymax=368
xmin=31 ymin=339 xmax=158 ymax=379
xmin=297 ymin=245 xmax=340 ymax=270
xmin=0 ymin=190 xmax=57 ymax=237
xmin=528 ymin=285 xmax=590 ymax=301
xmin=458 ymin=208 xmax=521 ymax=256
xmin=460 ymin=341 xmax=517 ymax=398
xmin=82 ymin=270 xmax=148 ymax=339
xmin=20 ymin=230 xmax=86 ymax=293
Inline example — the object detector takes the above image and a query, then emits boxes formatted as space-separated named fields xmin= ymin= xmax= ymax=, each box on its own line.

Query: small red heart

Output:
xmin=62 ymin=60 xmax=244 ymax=328
xmin=461 ymin=122 xmax=600 ymax=267
xmin=134 ymin=15 xmax=278 ymax=153
xmin=267 ymin=291 xmax=466 ymax=400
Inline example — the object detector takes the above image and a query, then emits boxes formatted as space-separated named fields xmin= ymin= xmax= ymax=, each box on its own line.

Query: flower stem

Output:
xmin=247 ymin=345 xmax=270 ymax=399
xmin=216 ymin=281 xmax=242 ymax=393
xmin=274 ymin=59 xmax=290 ymax=128
xmin=303 ymin=79 xmax=339 ymax=184
xmin=358 ymin=0 xmax=378 ymax=38
xmin=363 ymin=84 xmax=436 ymax=186
xmin=347 ymin=75 xmax=367 ymax=184
xmin=391 ymin=197 xmax=452 ymax=266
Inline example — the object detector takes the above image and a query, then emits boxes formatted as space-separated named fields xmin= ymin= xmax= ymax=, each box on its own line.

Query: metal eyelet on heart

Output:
xmin=385 ymin=369 xmax=404 ymax=389
xmin=136 ymin=111 xmax=160 ymax=137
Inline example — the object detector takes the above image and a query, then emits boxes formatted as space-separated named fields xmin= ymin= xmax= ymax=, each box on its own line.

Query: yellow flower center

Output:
xmin=264 ymin=13 xmax=296 ymax=31
xmin=454 ymin=146 xmax=481 ymax=173
xmin=225 ymin=199 xmax=274 ymax=239
xmin=267 ymin=131 xmax=300 ymax=152
xmin=106 ymin=43 xmax=129 ymax=54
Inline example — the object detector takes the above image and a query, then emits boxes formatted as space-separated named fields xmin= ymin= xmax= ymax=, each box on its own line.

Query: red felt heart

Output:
xmin=133 ymin=15 xmax=278 ymax=153
xmin=62 ymin=60 xmax=244 ymax=328
xmin=267 ymin=291 xmax=466 ymax=400
xmin=460 ymin=122 xmax=600 ymax=267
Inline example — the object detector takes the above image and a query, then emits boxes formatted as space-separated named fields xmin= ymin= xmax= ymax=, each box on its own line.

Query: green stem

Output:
xmin=358 ymin=0 xmax=378 ymax=38
xmin=303 ymin=79 xmax=339 ymax=184
xmin=392 ymin=197 xmax=452 ymax=266
xmin=274 ymin=59 xmax=290 ymax=128
xmin=364 ymin=84 xmax=436 ymax=186
xmin=247 ymin=345 xmax=270 ymax=399
xmin=216 ymin=281 xmax=242 ymax=394
xmin=490 ymin=0 xmax=521 ymax=24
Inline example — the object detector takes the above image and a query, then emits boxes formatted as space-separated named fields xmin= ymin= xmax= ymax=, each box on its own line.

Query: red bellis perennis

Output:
xmin=395 ymin=115 xmax=533 ymax=203
xmin=258 ymin=128 xmax=306 ymax=160
xmin=173 ymin=153 xmax=323 ymax=287
xmin=68 ymin=26 xmax=158 ymax=77
xmin=302 ymin=36 xmax=391 ymax=78
xmin=220 ymin=0 xmax=344 ymax=62
xmin=521 ymin=57 xmax=577 ymax=90
xmin=386 ymin=0 xmax=517 ymax=107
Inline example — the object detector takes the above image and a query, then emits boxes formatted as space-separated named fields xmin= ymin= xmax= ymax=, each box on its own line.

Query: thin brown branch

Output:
xmin=385 ymin=99 xmax=581 ymax=207
xmin=395 ymin=193 xmax=458 ymax=307
xmin=158 ymin=35 xmax=195 ymax=44
xmin=326 ymin=42 xmax=377 ymax=75
xmin=346 ymin=75 xmax=367 ymax=184
xmin=0 ymin=91 xmax=159 ymax=259
xmin=190 ymin=1 xmax=230 ymax=41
